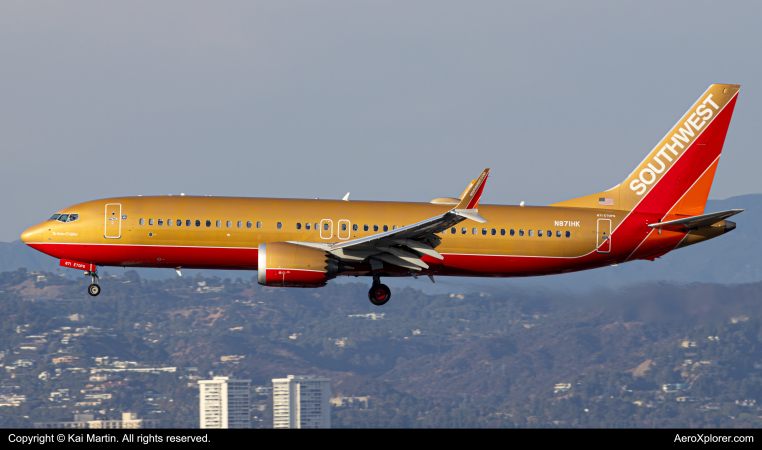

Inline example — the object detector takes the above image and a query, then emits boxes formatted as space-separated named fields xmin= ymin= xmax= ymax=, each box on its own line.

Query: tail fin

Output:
xmin=455 ymin=168 xmax=490 ymax=210
xmin=550 ymin=84 xmax=740 ymax=217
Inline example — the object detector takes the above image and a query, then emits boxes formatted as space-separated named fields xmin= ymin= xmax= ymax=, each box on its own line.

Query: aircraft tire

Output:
xmin=368 ymin=284 xmax=391 ymax=306
xmin=88 ymin=284 xmax=101 ymax=297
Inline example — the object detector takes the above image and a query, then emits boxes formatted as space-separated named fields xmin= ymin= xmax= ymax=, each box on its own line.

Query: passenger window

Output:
xmin=341 ymin=224 xmax=347 ymax=231
xmin=305 ymin=223 xmax=311 ymax=230
xmin=451 ymin=227 xmax=456 ymax=234
xmin=195 ymin=220 xmax=201 ymax=227
xmin=472 ymin=228 xmax=477 ymax=235
xmin=247 ymin=221 xmax=252 ymax=228
xmin=58 ymin=214 xmax=69 ymax=223
xmin=226 ymin=221 xmax=232 ymax=227
xmin=323 ymin=223 xmax=329 ymax=231
xmin=353 ymin=224 xmax=358 ymax=231
xmin=177 ymin=219 xmax=182 ymax=226
xmin=510 ymin=229 xmax=515 ymax=236
xmin=206 ymin=220 xmax=211 ymax=227
xmin=364 ymin=225 xmax=369 ymax=231
xmin=491 ymin=228 xmax=496 ymax=235
xmin=237 ymin=221 xmax=242 ymax=228
xmin=500 ymin=229 xmax=505 ymax=236
xmin=566 ymin=231 xmax=571 ymax=238
xmin=528 ymin=230 xmax=533 ymax=236
xmin=482 ymin=228 xmax=487 ymax=235
xmin=314 ymin=223 xmax=318 ymax=230
xmin=67 ymin=214 xmax=79 ymax=222
xmin=216 ymin=220 xmax=221 ymax=227
xmin=461 ymin=227 xmax=467 ymax=234
xmin=383 ymin=225 xmax=388 ymax=232
xmin=258 ymin=222 xmax=263 ymax=228
xmin=185 ymin=220 xmax=191 ymax=226
xmin=149 ymin=219 xmax=154 ymax=226
xmin=296 ymin=223 xmax=302 ymax=230
xmin=277 ymin=222 xmax=283 ymax=229
xmin=139 ymin=218 xmax=145 ymax=225
xmin=556 ymin=230 xmax=561 ymax=237
xmin=158 ymin=219 xmax=163 ymax=226
xmin=547 ymin=230 xmax=551 ymax=237
xmin=519 ymin=229 xmax=524 ymax=236
xmin=442 ymin=228 xmax=447 ymax=234
xmin=167 ymin=219 xmax=172 ymax=226
xmin=538 ymin=230 xmax=543 ymax=237
xmin=373 ymin=225 xmax=379 ymax=232
xmin=393 ymin=225 xmax=398 ymax=230
xmin=49 ymin=214 xmax=61 ymax=221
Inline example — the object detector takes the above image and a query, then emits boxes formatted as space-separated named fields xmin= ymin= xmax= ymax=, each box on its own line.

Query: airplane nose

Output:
xmin=21 ymin=223 xmax=44 ymax=244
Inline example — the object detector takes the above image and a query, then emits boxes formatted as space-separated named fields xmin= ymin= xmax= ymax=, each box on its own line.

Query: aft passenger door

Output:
xmin=104 ymin=203 xmax=122 ymax=239
xmin=596 ymin=218 xmax=611 ymax=253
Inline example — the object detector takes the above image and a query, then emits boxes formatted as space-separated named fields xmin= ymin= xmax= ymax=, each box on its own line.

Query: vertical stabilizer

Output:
xmin=550 ymin=84 xmax=739 ymax=216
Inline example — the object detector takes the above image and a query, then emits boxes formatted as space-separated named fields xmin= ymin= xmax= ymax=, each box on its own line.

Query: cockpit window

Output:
xmin=66 ymin=214 xmax=79 ymax=223
xmin=49 ymin=214 xmax=61 ymax=221
xmin=57 ymin=214 xmax=69 ymax=223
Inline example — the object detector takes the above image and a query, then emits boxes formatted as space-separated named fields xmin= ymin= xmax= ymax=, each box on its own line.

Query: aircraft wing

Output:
xmin=648 ymin=209 xmax=744 ymax=232
xmin=288 ymin=168 xmax=490 ymax=271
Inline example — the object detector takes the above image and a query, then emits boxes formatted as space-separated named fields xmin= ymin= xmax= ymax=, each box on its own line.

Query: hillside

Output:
xmin=2 ymin=268 xmax=762 ymax=427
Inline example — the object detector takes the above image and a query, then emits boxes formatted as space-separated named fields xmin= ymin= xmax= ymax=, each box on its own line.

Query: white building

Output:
xmin=34 ymin=413 xmax=158 ymax=429
xmin=199 ymin=376 xmax=251 ymax=428
xmin=272 ymin=375 xmax=331 ymax=429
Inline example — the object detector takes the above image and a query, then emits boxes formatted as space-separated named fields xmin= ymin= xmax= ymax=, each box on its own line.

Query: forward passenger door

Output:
xmin=104 ymin=203 xmax=122 ymax=239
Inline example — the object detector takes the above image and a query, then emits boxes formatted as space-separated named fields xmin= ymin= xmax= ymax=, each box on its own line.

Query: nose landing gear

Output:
xmin=85 ymin=269 xmax=100 ymax=297
xmin=367 ymin=275 xmax=390 ymax=306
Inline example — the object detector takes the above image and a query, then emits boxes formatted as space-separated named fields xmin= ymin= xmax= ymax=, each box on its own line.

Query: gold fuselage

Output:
xmin=21 ymin=195 xmax=688 ymax=278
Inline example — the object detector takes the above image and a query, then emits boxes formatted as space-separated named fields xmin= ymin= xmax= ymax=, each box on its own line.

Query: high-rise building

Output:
xmin=272 ymin=375 xmax=331 ymax=429
xmin=199 ymin=376 xmax=251 ymax=428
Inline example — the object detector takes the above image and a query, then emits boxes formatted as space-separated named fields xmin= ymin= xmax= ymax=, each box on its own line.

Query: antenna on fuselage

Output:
xmin=342 ymin=192 xmax=350 ymax=201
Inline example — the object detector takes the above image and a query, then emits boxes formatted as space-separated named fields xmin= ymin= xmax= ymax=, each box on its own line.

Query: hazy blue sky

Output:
xmin=2 ymin=1 xmax=761 ymax=242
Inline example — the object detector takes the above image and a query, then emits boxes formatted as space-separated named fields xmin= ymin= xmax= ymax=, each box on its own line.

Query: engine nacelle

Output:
xmin=257 ymin=242 xmax=339 ymax=287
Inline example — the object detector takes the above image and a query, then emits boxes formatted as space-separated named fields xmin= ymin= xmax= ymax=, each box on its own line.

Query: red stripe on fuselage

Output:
xmin=31 ymin=241 xmax=630 ymax=277
xmin=27 ymin=243 xmax=258 ymax=271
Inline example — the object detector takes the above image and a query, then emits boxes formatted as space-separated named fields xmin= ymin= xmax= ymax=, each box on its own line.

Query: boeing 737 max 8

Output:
xmin=21 ymin=84 xmax=743 ymax=305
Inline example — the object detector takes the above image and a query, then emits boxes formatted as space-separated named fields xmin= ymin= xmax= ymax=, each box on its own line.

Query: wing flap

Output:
xmin=288 ymin=168 xmax=493 ymax=272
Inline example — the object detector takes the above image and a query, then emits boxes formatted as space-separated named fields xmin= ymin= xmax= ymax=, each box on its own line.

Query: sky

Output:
xmin=2 ymin=1 xmax=762 ymax=242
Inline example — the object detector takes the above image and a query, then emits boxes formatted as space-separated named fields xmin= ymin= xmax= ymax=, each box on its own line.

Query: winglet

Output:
xmin=455 ymin=168 xmax=490 ymax=210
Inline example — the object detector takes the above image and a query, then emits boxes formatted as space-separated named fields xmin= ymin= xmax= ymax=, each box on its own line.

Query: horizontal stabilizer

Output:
xmin=648 ymin=209 xmax=744 ymax=231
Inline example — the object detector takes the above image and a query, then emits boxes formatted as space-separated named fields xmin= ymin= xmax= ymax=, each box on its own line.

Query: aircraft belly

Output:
xmin=35 ymin=243 xmax=259 ymax=270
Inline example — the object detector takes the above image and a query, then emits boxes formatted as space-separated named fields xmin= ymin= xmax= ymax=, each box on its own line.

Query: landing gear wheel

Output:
xmin=368 ymin=284 xmax=391 ymax=306
xmin=88 ymin=284 xmax=101 ymax=297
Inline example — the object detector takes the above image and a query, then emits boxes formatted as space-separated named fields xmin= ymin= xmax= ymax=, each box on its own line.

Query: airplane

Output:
xmin=21 ymin=84 xmax=742 ymax=306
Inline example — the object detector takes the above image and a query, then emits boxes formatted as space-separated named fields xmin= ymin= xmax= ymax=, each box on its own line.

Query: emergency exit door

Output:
xmin=597 ymin=218 xmax=611 ymax=253
xmin=320 ymin=219 xmax=333 ymax=240
xmin=104 ymin=203 xmax=122 ymax=239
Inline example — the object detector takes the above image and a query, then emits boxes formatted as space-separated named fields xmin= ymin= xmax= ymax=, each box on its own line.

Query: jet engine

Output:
xmin=257 ymin=242 xmax=343 ymax=287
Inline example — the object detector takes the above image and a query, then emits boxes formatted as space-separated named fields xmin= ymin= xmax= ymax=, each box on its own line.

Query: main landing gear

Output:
xmin=368 ymin=274 xmax=391 ymax=306
xmin=85 ymin=269 xmax=100 ymax=297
